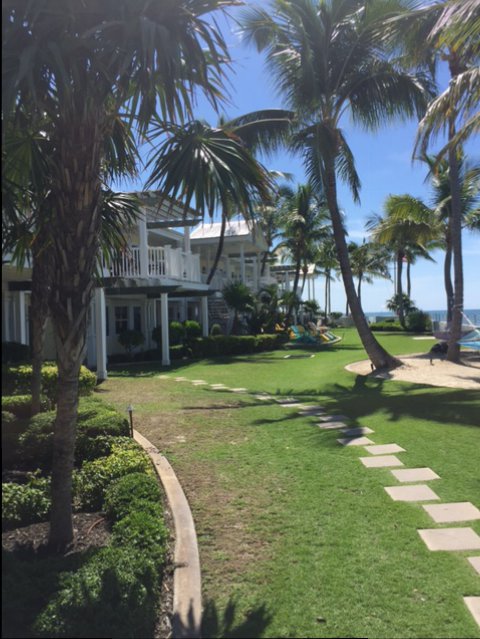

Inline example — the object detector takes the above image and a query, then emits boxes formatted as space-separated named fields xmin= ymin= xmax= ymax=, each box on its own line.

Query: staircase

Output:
xmin=208 ymin=296 xmax=232 ymax=334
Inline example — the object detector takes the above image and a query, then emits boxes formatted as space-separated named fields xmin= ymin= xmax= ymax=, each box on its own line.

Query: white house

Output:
xmin=2 ymin=194 xmax=286 ymax=379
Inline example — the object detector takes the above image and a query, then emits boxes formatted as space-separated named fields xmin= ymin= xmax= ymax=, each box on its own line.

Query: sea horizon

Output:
xmin=364 ymin=309 xmax=480 ymax=325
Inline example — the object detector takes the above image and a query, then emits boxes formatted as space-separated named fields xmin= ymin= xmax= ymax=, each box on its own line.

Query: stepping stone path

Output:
xmin=298 ymin=406 xmax=325 ymax=415
xmin=464 ymin=598 xmax=480 ymax=629
xmin=390 ymin=468 xmax=440 ymax=483
xmin=275 ymin=397 xmax=299 ymax=405
xmin=318 ymin=421 xmax=348 ymax=430
xmin=384 ymin=485 xmax=439 ymax=502
xmin=318 ymin=414 xmax=349 ymax=422
xmin=279 ymin=402 xmax=308 ymax=408
xmin=254 ymin=394 xmax=273 ymax=401
xmin=342 ymin=426 xmax=374 ymax=437
xmin=364 ymin=444 xmax=406 ymax=455
xmin=418 ymin=528 xmax=480 ymax=551
xmin=337 ymin=436 xmax=375 ymax=446
xmin=423 ymin=502 xmax=480 ymax=524
xmin=231 ymin=388 xmax=247 ymax=393
xmin=192 ymin=380 xmax=206 ymax=384
xmin=360 ymin=455 xmax=403 ymax=468
xmin=467 ymin=557 xmax=480 ymax=575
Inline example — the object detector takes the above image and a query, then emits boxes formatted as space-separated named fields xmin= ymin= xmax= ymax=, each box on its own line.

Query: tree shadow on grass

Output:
xmin=202 ymin=598 xmax=272 ymax=639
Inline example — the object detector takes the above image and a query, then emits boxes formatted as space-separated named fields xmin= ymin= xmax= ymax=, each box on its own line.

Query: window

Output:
xmin=133 ymin=306 xmax=142 ymax=332
xmin=115 ymin=306 xmax=128 ymax=334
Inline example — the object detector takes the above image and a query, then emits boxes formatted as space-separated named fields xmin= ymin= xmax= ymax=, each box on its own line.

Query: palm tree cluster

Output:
xmin=3 ymin=0 xmax=479 ymax=550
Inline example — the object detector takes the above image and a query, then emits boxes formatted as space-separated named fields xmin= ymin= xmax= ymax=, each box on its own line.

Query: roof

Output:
xmin=190 ymin=219 xmax=252 ymax=240
xmin=136 ymin=191 xmax=201 ymax=227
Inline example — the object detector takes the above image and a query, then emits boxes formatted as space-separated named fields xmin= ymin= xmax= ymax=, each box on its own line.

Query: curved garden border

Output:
xmin=133 ymin=430 xmax=202 ymax=639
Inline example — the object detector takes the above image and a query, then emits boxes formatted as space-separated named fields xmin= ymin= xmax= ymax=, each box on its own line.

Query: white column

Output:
xmin=284 ymin=271 xmax=291 ymax=291
xmin=138 ymin=214 xmax=149 ymax=278
xmin=201 ymin=296 xmax=209 ymax=337
xmin=18 ymin=291 xmax=27 ymax=344
xmin=226 ymin=256 xmax=232 ymax=280
xmin=184 ymin=227 xmax=191 ymax=253
xmin=253 ymin=256 xmax=259 ymax=291
xmin=152 ymin=299 xmax=157 ymax=341
xmin=240 ymin=244 xmax=246 ymax=282
xmin=2 ymin=293 xmax=11 ymax=341
xmin=160 ymin=293 xmax=170 ymax=366
xmin=94 ymin=288 xmax=108 ymax=380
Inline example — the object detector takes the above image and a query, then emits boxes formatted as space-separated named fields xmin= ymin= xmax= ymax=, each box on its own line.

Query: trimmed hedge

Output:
xmin=104 ymin=472 xmax=162 ymax=522
xmin=2 ymin=394 xmax=52 ymax=419
xmin=2 ymin=410 xmax=16 ymax=427
xmin=369 ymin=321 xmax=404 ymax=332
xmin=3 ymin=364 xmax=96 ymax=400
xmin=191 ymin=333 xmax=283 ymax=358
xmin=75 ymin=441 xmax=153 ymax=511
xmin=112 ymin=510 xmax=167 ymax=564
xmin=2 ymin=482 xmax=50 ymax=530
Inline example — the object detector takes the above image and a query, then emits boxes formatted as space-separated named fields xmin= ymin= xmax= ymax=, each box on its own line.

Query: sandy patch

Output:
xmin=346 ymin=352 xmax=480 ymax=390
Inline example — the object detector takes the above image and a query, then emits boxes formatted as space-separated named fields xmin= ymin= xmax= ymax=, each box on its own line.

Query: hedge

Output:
xmin=104 ymin=472 xmax=162 ymax=522
xmin=3 ymin=364 xmax=96 ymax=400
xmin=191 ymin=333 xmax=283 ymax=358
xmin=369 ymin=321 xmax=404 ymax=332
xmin=2 ymin=481 xmax=51 ymax=530
xmin=1 ymin=394 xmax=52 ymax=419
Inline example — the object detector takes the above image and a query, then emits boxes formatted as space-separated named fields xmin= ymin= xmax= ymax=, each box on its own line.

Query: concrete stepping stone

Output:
xmin=390 ymin=468 xmax=440 ymax=483
xmin=192 ymin=379 xmax=206 ymax=383
xmin=156 ymin=374 xmax=170 ymax=379
xmin=384 ymin=485 xmax=439 ymax=502
xmin=418 ymin=527 xmax=480 ymax=551
xmin=364 ymin=443 xmax=406 ymax=455
xmin=342 ymin=426 xmax=374 ymax=437
xmin=318 ymin=421 xmax=348 ymax=430
xmin=275 ymin=397 xmax=299 ymax=404
xmin=298 ymin=406 xmax=326 ymax=415
xmin=210 ymin=383 xmax=226 ymax=388
xmin=423 ymin=502 xmax=480 ymax=524
xmin=279 ymin=402 xmax=308 ymax=408
xmin=464 ymin=597 xmax=480 ymax=629
xmin=318 ymin=414 xmax=349 ymax=422
xmin=231 ymin=388 xmax=247 ymax=393
xmin=254 ymin=394 xmax=273 ymax=401
xmin=467 ymin=557 xmax=480 ymax=575
xmin=175 ymin=377 xmax=188 ymax=381
xmin=337 ymin=436 xmax=375 ymax=446
xmin=192 ymin=381 xmax=207 ymax=386
xmin=360 ymin=455 xmax=403 ymax=468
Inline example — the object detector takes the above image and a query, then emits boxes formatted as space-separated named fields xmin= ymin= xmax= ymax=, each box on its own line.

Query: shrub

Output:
xmin=170 ymin=344 xmax=187 ymax=360
xmin=3 ymin=364 xmax=96 ymax=400
xmin=405 ymin=310 xmax=432 ymax=333
xmin=1 ymin=394 xmax=52 ymax=419
xmin=370 ymin=320 xmax=404 ymax=332
xmin=210 ymin=323 xmax=223 ymax=336
xmin=2 ymin=341 xmax=30 ymax=364
xmin=75 ymin=441 xmax=153 ymax=511
xmin=169 ymin=321 xmax=185 ymax=345
xmin=104 ymin=473 xmax=162 ymax=522
xmin=2 ymin=410 xmax=16 ymax=427
xmin=112 ymin=511 xmax=167 ymax=564
xmin=117 ymin=329 xmax=145 ymax=356
xmin=190 ymin=334 xmax=283 ymax=358
xmin=33 ymin=546 xmax=160 ymax=639
xmin=75 ymin=435 xmax=134 ymax=463
xmin=183 ymin=320 xmax=202 ymax=341
xmin=2 ymin=482 xmax=50 ymax=530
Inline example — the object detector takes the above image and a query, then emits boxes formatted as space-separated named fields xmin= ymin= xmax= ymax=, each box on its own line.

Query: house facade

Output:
xmin=2 ymin=194 xmax=285 ymax=378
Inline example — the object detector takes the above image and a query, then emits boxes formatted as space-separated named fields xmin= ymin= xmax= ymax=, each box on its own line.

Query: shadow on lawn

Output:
xmin=202 ymin=598 xmax=272 ymax=639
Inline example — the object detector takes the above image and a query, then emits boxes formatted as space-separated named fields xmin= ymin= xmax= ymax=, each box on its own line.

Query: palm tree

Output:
xmin=222 ymin=281 xmax=254 ymax=335
xmin=367 ymin=196 xmax=442 ymax=327
xmin=315 ymin=237 xmax=339 ymax=320
xmin=348 ymin=241 xmax=391 ymax=308
xmin=3 ymin=0 xmax=236 ymax=551
xmin=275 ymin=184 xmax=330 ymax=323
xmin=241 ymin=0 xmax=432 ymax=369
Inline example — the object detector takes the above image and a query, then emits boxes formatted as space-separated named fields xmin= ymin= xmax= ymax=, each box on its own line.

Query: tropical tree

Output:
xmin=367 ymin=195 xmax=442 ymax=327
xmin=222 ymin=281 xmax=254 ymax=334
xmin=315 ymin=237 xmax=339 ymax=320
xmin=3 ymin=0 xmax=236 ymax=551
xmin=348 ymin=241 xmax=391 ymax=307
xmin=241 ymin=0 xmax=432 ymax=369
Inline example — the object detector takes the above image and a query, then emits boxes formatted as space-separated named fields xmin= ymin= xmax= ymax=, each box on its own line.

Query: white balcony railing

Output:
xmin=103 ymin=246 xmax=201 ymax=283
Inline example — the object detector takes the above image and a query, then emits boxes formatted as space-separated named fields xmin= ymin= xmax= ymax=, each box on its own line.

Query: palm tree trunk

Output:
xmin=324 ymin=160 xmax=400 ymax=369
xmin=444 ymin=229 xmax=454 ymax=324
xmin=446 ymin=122 xmax=463 ymax=362
xmin=300 ymin=267 xmax=308 ymax=296
xmin=286 ymin=259 xmax=301 ymax=324
xmin=324 ymin=272 xmax=329 ymax=320
xmin=397 ymin=252 xmax=405 ymax=328
xmin=207 ymin=212 xmax=227 ymax=285
xmin=357 ymin=275 xmax=362 ymax=307
xmin=406 ymin=261 xmax=411 ymax=299
xmin=48 ymin=119 xmax=103 ymax=550
xmin=260 ymin=250 xmax=269 ymax=277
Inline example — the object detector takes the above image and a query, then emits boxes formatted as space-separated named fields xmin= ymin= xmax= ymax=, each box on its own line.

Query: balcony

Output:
xmin=104 ymin=246 xmax=201 ymax=283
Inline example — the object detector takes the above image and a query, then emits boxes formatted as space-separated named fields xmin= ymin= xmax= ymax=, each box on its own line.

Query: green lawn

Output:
xmin=102 ymin=329 xmax=480 ymax=638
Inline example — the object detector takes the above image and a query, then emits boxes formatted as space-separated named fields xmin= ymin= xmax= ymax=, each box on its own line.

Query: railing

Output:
xmin=103 ymin=246 xmax=201 ymax=283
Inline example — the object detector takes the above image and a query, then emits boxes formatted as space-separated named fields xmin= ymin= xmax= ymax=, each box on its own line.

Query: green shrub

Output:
xmin=2 ymin=410 xmax=16 ymax=427
xmin=1 ymin=394 xmax=52 ymax=419
xmin=405 ymin=310 xmax=432 ymax=333
xmin=75 ymin=435 xmax=134 ymax=463
xmin=369 ymin=320 xmax=404 ymax=332
xmin=112 ymin=511 xmax=167 ymax=564
xmin=33 ymin=546 xmax=160 ymax=639
xmin=3 ymin=364 xmax=96 ymax=400
xmin=104 ymin=473 xmax=162 ymax=522
xmin=169 ymin=321 xmax=185 ymax=345
xmin=183 ymin=320 xmax=202 ymax=341
xmin=2 ymin=341 xmax=30 ymax=364
xmin=2 ymin=482 xmax=51 ymax=530
xmin=18 ymin=412 xmax=56 ymax=469
xmin=117 ymin=329 xmax=145 ymax=356
xmin=75 ymin=441 xmax=153 ymax=511
xmin=170 ymin=344 xmax=187 ymax=360
xmin=210 ymin=323 xmax=223 ymax=336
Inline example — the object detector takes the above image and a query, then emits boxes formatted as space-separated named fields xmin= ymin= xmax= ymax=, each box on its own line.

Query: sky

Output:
xmin=131 ymin=3 xmax=480 ymax=314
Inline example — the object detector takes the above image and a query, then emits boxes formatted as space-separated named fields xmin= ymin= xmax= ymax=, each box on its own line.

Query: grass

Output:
xmin=101 ymin=329 xmax=480 ymax=638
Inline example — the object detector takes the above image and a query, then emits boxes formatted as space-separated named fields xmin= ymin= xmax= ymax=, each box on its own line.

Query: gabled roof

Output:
xmin=190 ymin=219 xmax=252 ymax=240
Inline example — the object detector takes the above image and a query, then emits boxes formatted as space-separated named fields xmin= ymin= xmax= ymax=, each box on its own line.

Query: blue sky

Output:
xmin=134 ymin=4 xmax=479 ymax=313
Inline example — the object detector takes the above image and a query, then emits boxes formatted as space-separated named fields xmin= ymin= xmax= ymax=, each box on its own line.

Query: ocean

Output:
xmin=366 ymin=309 xmax=480 ymax=326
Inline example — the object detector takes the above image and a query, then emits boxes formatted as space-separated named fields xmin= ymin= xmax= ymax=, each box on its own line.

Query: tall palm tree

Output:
xmin=275 ymin=184 xmax=330 ymax=323
xmin=315 ymin=237 xmax=339 ymax=320
xmin=3 ymin=0 xmax=236 ymax=551
xmin=241 ymin=0 xmax=432 ymax=369
xmin=367 ymin=195 xmax=442 ymax=327
xmin=348 ymin=241 xmax=391 ymax=307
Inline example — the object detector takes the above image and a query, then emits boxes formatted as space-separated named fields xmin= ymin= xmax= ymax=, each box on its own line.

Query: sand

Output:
xmin=346 ymin=352 xmax=480 ymax=390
